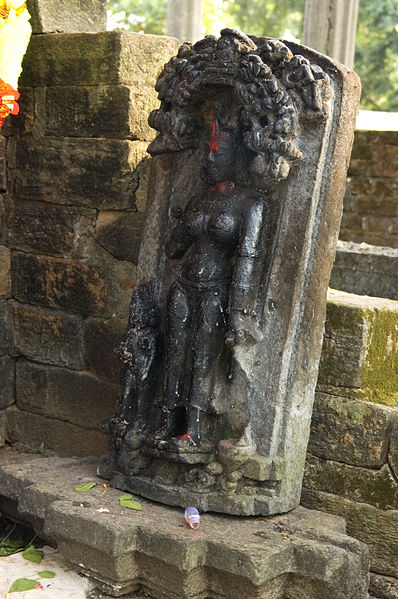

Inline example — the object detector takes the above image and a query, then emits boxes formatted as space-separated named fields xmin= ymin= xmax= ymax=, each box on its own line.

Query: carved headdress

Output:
xmin=148 ymin=29 xmax=331 ymax=187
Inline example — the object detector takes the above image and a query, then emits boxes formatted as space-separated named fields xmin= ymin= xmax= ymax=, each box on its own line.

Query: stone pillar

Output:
xmin=303 ymin=0 xmax=359 ymax=68
xmin=166 ymin=0 xmax=203 ymax=42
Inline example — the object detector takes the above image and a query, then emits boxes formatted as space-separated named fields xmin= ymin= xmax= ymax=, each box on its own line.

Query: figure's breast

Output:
xmin=207 ymin=212 xmax=240 ymax=245
xmin=185 ymin=209 xmax=240 ymax=245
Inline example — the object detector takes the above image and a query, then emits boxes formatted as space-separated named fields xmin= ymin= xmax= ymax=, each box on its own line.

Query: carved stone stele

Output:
xmin=99 ymin=29 xmax=361 ymax=516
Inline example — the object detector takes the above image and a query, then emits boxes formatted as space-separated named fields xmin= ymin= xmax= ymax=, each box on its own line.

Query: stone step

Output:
xmin=305 ymin=287 xmax=398 ymax=596
xmin=0 ymin=448 xmax=370 ymax=599
xmin=317 ymin=288 xmax=398 ymax=408
xmin=330 ymin=240 xmax=398 ymax=301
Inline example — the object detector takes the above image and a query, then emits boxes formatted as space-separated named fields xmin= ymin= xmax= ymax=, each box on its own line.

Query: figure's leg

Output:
xmin=188 ymin=289 xmax=225 ymax=446
xmin=164 ymin=282 xmax=192 ymax=436
xmin=119 ymin=368 xmax=135 ymax=421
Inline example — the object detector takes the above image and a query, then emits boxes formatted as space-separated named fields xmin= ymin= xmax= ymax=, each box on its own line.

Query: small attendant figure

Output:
xmin=110 ymin=284 xmax=160 ymax=449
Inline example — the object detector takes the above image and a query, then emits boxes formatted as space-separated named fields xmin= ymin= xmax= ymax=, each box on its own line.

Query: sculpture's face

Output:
xmin=206 ymin=121 xmax=235 ymax=182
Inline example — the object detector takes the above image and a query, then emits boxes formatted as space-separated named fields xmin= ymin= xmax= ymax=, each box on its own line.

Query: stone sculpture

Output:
xmin=99 ymin=28 xmax=360 ymax=515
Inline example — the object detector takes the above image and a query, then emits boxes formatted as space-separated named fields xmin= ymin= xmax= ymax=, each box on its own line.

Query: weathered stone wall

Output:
xmin=1 ymin=30 xmax=178 ymax=456
xmin=0 ymin=129 xmax=11 ymax=447
xmin=341 ymin=130 xmax=398 ymax=249
xmin=302 ymin=289 xmax=398 ymax=598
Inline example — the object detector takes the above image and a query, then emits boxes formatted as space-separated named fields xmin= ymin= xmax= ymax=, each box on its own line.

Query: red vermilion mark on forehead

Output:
xmin=206 ymin=121 xmax=228 ymax=152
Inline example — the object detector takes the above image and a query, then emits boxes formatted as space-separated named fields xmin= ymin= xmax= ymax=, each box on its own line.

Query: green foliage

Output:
xmin=107 ymin=0 xmax=167 ymax=34
xmin=9 ymin=578 xmax=38 ymax=593
xmin=119 ymin=493 xmax=143 ymax=510
xmin=0 ymin=539 xmax=25 ymax=556
xmin=220 ymin=0 xmax=304 ymax=39
xmin=38 ymin=571 xmax=56 ymax=578
xmin=355 ymin=0 xmax=398 ymax=111
xmin=74 ymin=482 xmax=97 ymax=491
xmin=106 ymin=0 xmax=398 ymax=111
xmin=22 ymin=545 xmax=44 ymax=564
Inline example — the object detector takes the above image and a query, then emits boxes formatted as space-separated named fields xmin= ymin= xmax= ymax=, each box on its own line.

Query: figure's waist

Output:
xmin=178 ymin=275 xmax=229 ymax=291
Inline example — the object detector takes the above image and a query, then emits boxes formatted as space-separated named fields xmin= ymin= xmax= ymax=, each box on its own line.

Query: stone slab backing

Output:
xmin=0 ymin=448 xmax=370 ymax=599
xmin=108 ymin=36 xmax=361 ymax=517
xmin=330 ymin=241 xmax=398 ymax=301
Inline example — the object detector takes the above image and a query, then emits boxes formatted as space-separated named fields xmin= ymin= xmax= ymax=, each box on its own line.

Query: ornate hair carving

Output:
xmin=148 ymin=29 xmax=331 ymax=186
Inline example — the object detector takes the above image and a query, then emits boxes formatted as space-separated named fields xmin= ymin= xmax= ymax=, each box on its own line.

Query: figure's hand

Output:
xmin=225 ymin=312 xmax=263 ymax=347
xmin=138 ymin=368 xmax=149 ymax=382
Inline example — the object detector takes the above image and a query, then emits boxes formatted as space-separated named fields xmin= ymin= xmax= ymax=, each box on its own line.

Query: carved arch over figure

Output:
xmin=148 ymin=28 xmax=331 ymax=186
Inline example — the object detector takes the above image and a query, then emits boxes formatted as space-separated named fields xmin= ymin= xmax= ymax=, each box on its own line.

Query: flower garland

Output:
xmin=0 ymin=0 xmax=31 ymax=126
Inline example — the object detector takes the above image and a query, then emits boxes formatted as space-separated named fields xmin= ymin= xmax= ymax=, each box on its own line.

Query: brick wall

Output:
xmin=341 ymin=130 xmax=398 ymax=249
xmin=0 ymin=30 xmax=177 ymax=456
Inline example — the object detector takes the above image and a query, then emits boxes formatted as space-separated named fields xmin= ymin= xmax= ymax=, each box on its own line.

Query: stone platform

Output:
xmin=0 ymin=448 xmax=370 ymax=598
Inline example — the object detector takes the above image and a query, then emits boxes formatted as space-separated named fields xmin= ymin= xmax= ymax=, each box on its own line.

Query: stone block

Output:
xmin=0 ymin=452 xmax=370 ymax=599
xmin=350 ymin=136 xmax=374 ymax=160
xmin=0 ymin=197 xmax=6 ymax=246
xmin=373 ymin=178 xmax=398 ymax=202
xmin=330 ymin=241 xmax=398 ymax=301
xmin=357 ymin=196 xmax=398 ymax=218
xmin=6 ymin=407 xmax=108 ymax=456
xmin=26 ymin=0 xmax=106 ymax=33
xmin=83 ymin=317 xmax=125 ymax=383
xmin=389 ymin=420 xmax=398 ymax=480
xmin=11 ymin=252 xmax=108 ymax=317
xmin=370 ymin=573 xmax=398 ymax=599
xmin=94 ymin=211 xmax=144 ymax=263
xmin=0 ymin=245 xmax=10 ymax=297
xmin=14 ymin=136 xmax=148 ymax=210
xmin=33 ymin=85 xmax=157 ymax=141
xmin=9 ymin=199 xmax=96 ymax=257
xmin=340 ymin=212 xmax=363 ymax=231
xmin=363 ymin=215 xmax=398 ymax=235
xmin=0 ymin=356 xmax=14 ymax=409
xmin=12 ymin=303 xmax=85 ymax=369
xmin=348 ymin=159 xmax=368 ymax=177
xmin=301 ymin=488 xmax=398 ymax=578
xmin=318 ymin=289 xmax=398 ymax=406
xmin=0 ymin=298 xmax=11 ymax=356
xmin=81 ymin=237 xmax=137 ymax=319
xmin=0 ymin=135 xmax=6 ymax=191
xmin=0 ymin=410 xmax=5 ymax=446
xmin=304 ymin=453 xmax=398 ymax=511
xmin=308 ymin=392 xmax=396 ymax=468
xmin=339 ymin=229 xmax=398 ymax=250
xmin=20 ymin=32 xmax=179 ymax=88
xmin=16 ymin=359 xmax=118 ymax=431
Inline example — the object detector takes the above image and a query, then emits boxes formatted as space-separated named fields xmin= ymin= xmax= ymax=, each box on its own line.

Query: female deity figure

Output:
xmin=162 ymin=120 xmax=266 ymax=451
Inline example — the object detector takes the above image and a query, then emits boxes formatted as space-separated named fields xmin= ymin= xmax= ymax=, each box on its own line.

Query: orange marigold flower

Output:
xmin=0 ymin=77 xmax=19 ymax=125
xmin=0 ymin=1 xmax=26 ymax=20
